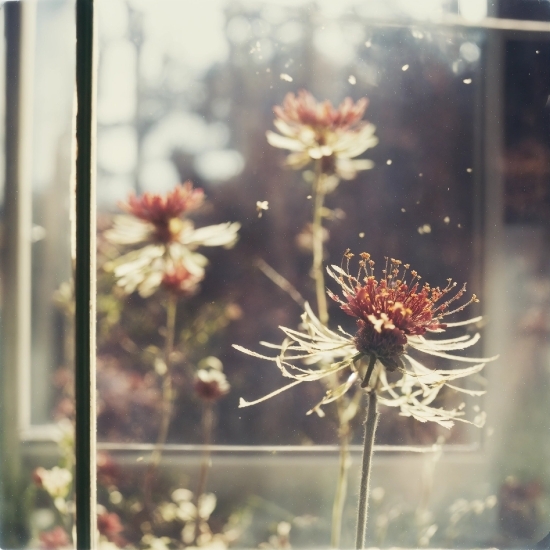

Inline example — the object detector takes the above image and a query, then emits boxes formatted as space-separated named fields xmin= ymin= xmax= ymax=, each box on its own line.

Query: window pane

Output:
xmin=0 ymin=0 xmax=76 ymax=548
xmin=92 ymin=1 xmax=550 ymax=549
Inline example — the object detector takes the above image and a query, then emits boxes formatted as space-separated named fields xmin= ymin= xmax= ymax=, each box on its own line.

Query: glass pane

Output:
xmin=94 ymin=1 xmax=550 ymax=549
xmin=0 ymin=0 xmax=76 ymax=548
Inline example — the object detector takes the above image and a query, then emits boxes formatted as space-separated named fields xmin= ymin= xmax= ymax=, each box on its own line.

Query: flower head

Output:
xmin=105 ymin=181 xmax=240 ymax=297
xmin=194 ymin=368 xmax=230 ymax=401
xmin=267 ymin=90 xmax=378 ymax=180
xmin=97 ymin=511 xmax=124 ymax=543
xmin=327 ymin=252 xmax=478 ymax=375
xmin=39 ymin=527 xmax=71 ymax=549
xmin=234 ymin=252 xmax=496 ymax=428
xmin=121 ymin=181 xmax=204 ymax=243
xmin=33 ymin=466 xmax=72 ymax=499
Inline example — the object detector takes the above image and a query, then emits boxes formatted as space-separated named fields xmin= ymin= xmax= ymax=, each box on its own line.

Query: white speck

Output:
xmin=136 ymin=457 xmax=144 ymax=462
xmin=402 ymin=64 xmax=409 ymax=71
xmin=348 ymin=75 xmax=356 ymax=85
xmin=284 ymin=59 xmax=294 ymax=68
xmin=487 ymin=426 xmax=494 ymax=437
xmin=306 ymin=195 xmax=312 ymax=199
xmin=359 ymin=232 xmax=365 ymax=238
xmin=466 ymin=167 xmax=472 ymax=173
xmin=365 ymin=39 xmax=372 ymax=48
xmin=401 ymin=208 xmax=406 ymax=213
xmin=256 ymin=200 xmax=269 ymax=218
xmin=386 ymin=159 xmax=392 ymax=165
xmin=31 ymin=225 xmax=46 ymax=242
xmin=266 ymin=68 xmax=271 ymax=73
xmin=416 ymin=200 xmax=420 ymax=204
xmin=412 ymin=30 xmax=424 ymax=39
xmin=536 ymin=50 xmax=540 ymax=54
xmin=417 ymin=224 xmax=431 ymax=235
xmin=457 ymin=223 xmax=462 ymax=228
xmin=463 ymin=78 xmax=472 ymax=84
xmin=419 ymin=173 xmax=423 ymax=177
xmin=280 ymin=73 xmax=293 ymax=82
xmin=444 ymin=216 xmax=450 ymax=224
xmin=460 ymin=42 xmax=481 ymax=63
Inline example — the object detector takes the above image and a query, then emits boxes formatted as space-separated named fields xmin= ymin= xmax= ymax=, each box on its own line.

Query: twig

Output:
xmin=255 ymin=258 xmax=305 ymax=307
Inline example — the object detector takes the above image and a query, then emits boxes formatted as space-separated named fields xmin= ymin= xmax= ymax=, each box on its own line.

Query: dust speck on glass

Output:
xmin=3 ymin=0 xmax=550 ymax=548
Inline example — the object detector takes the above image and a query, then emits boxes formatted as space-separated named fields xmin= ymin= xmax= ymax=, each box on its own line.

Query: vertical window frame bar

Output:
xmin=75 ymin=0 xmax=97 ymax=547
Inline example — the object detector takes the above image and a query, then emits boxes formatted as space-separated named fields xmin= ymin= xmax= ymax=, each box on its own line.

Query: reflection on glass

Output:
xmin=90 ymin=1 xmax=505 ymax=548
xmin=0 ymin=0 xmax=549 ymax=548
xmin=0 ymin=0 xmax=76 ymax=548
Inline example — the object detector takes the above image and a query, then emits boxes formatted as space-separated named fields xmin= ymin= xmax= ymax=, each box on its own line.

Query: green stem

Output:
xmin=331 ymin=411 xmax=350 ymax=549
xmin=355 ymin=391 xmax=379 ymax=550
xmin=194 ymin=403 xmax=214 ymax=541
xmin=144 ymin=293 xmax=178 ymax=504
xmin=312 ymin=159 xmax=328 ymax=325
xmin=310 ymin=159 xmax=352 ymax=546
xmin=361 ymin=354 xmax=377 ymax=389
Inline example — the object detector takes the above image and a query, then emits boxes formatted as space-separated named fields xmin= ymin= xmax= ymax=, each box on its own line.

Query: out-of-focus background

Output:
xmin=2 ymin=0 xmax=550 ymax=547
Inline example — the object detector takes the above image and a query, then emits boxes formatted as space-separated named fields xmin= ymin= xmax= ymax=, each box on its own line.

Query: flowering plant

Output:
xmin=236 ymin=252 xmax=494 ymax=429
xmin=105 ymin=181 xmax=240 ymax=297
xmin=235 ymin=250 xmax=496 ymax=548
xmin=267 ymin=90 xmax=378 ymax=182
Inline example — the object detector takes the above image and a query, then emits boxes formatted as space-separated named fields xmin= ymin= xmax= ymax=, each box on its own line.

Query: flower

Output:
xmin=122 ymin=181 xmax=204 ymax=238
xmin=97 ymin=451 xmax=120 ymax=487
xmin=33 ymin=466 xmax=72 ymax=499
xmin=327 ymin=252 xmax=478 ymax=377
xmin=234 ymin=252 xmax=497 ymax=428
xmin=161 ymin=262 xmax=203 ymax=296
xmin=141 ymin=534 xmax=173 ymax=550
xmin=194 ymin=369 xmax=230 ymax=401
xmin=266 ymin=90 xmax=378 ymax=180
xmin=39 ymin=527 xmax=71 ymax=549
xmin=105 ymin=181 xmax=240 ymax=297
xmin=97 ymin=511 xmax=124 ymax=543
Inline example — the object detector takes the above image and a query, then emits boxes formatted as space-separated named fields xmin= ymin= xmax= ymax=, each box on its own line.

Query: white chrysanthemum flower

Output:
xmin=141 ymin=534 xmax=172 ymax=550
xmin=33 ymin=466 xmax=72 ymax=499
xmin=104 ymin=181 xmax=240 ymax=297
xmin=234 ymin=252 xmax=497 ymax=428
xmin=266 ymin=90 xmax=378 ymax=181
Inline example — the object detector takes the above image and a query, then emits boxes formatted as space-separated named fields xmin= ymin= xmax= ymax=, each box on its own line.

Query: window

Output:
xmin=2 ymin=0 xmax=550 ymax=548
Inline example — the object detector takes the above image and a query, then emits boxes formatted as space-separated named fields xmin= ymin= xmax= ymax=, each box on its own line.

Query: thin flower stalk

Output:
xmin=331 ymin=401 xmax=350 ymax=549
xmin=355 ymin=391 xmax=379 ymax=550
xmin=194 ymin=402 xmax=214 ymax=541
xmin=192 ymin=366 xmax=229 ymax=543
xmin=312 ymin=159 xmax=329 ymax=326
xmin=144 ymin=293 xmax=177 ymax=506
